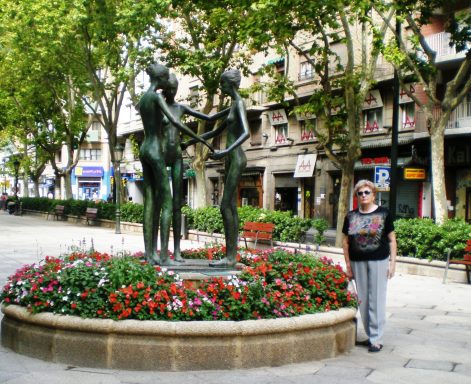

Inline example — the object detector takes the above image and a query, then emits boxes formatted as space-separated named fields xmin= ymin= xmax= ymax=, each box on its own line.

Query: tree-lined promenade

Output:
xmin=1 ymin=1 xmax=470 ymax=245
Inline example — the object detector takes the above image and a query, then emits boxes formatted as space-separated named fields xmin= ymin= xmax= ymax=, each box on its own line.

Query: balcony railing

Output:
xmin=424 ymin=32 xmax=469 ymax=61
xmin=415 ymin=102 xmax=471 ymax=133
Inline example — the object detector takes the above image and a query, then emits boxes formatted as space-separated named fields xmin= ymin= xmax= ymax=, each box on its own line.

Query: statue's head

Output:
xmin=220 ymin=69 xmax=241 ymax=88
xmin=146 ymin=63 xmax=170 ymax=87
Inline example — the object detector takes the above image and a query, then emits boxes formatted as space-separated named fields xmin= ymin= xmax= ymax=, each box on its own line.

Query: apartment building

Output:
xmin=108 ymin=8 xmax=470 ymax=227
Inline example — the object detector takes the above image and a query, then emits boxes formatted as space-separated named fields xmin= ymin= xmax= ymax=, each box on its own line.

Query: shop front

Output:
xmin=353 ymin=156 xmax=430 ymax=219
xmin=73 ymin=166 xmax=104 ymax=201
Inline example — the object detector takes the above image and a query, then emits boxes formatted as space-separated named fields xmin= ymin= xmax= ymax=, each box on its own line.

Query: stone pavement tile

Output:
xmin=0 ymin=370 xmax=122 ymax=384
xmin=96 ymin=369 xmax=206 ymax=384
xmin=426 ymin=314 xmax=471 ymax=327
xmin=392 ymin=344 xmax=471 ymax=364
xmin=410 ymin=328 xmax=471 ymax=343
xmin=405 ymin=359 xmax=455 ymax=371
xmin=192 ymin=369 xmax=302 ymax=384
xmin=259 ymin=361 xmax=324 ymax=377
xmin=367 ymin=367 xmax=470 ymax=384
xmin=389 ymin=312 xmax=427 ymax=320
xmin=454 ymin=363 xmax=471 ymax=377
xmin=326 ymin=350 xmax=409 ymax=372
xmin=385 ymin=332 xmax=468 ymax=349
xmin=313 ymin=364 xmax=372 ymax=379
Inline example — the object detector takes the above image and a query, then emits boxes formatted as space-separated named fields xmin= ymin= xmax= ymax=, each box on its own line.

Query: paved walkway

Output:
xmin=0 ymin=213 xmax=470 ymax=384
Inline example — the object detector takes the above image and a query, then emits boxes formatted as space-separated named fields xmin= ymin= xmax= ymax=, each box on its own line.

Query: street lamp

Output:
xmin=13 ymin=159 xmax=20 ymax=199
xmin=2 ymin=159 xmax=6 ymax=194
xmin=13 ymin=159 xmax=20 ymax=215
xmin=113 ymin=144 xmax=124 ymax=234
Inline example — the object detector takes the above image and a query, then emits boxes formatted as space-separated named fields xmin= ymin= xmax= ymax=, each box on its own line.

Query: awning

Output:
xmin=267 ymin=57 xmax=284 ymax=65
xmin=361 ymin=135 xmax=414 ymax=148
xmin=363 ymin=90 xmax=383 ymax=110
xmin=354 ymin=156 xmax=412 ymax=170
xmin=294 ymin=154 xmax=317 ymax=177
xmin=268 ymin=109 xmax=288 ymax=125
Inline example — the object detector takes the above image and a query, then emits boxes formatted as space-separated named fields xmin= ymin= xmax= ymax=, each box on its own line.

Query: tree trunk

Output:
xmin=335 ymin=161 xmax=355 ymax=246
xmin=193 ymin=154 xmax=208 ymax=208
xmin=63 ymin=170 xmax=73 ymax=200
xmin=429 ymin=118 xmax=448 ymax=224
xmin=192 ymin=99 xmax=214 ymax=208
xmin=22 ymin=175 xmax=29 ymax=197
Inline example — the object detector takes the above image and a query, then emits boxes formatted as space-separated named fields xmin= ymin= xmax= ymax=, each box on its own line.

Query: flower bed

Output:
xmin=1 ymin=247 xmax=357 ymax=321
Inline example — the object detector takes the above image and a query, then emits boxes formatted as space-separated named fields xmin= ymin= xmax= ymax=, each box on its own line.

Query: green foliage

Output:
xmin=19 ymin=197 xmax=140 ymax=223
xmin=184 ymin=205 xmax=313 ymax=242
xmin=312 ymin=218 xmax=329 ymax=245
xmin=395 ymin=218 xmax=471 ymax=261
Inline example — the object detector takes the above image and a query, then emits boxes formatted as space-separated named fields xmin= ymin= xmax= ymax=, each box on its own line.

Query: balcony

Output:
xmin=424 ymin=32 xmax=469 ymax=63
xmin=414 ymin=102 xmax=471 ymax=135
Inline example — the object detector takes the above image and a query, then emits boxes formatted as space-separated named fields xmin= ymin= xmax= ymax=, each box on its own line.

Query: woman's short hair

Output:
xmin=221 ymin=69 xmax=241 ymax=88
xmin=168 ymin=73 xmax=179 ymax=88
xmin=146 ymin=63 xmax=169 ymax=81
xmin=353 ymin=179 xmax=376 ymax=195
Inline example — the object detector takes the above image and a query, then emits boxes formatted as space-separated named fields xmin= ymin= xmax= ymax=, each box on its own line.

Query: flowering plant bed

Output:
xmin=1 ymin=247 xmax=357 ymax=321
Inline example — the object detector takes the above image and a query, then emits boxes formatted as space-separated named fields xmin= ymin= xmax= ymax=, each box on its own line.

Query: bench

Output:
xmin=443 ymin=239 xmax=471 ymax=284
xmin=49 ymin=205 xmax=65 ymax=221
xmin=240 ymin=222 xmax=275 ymax=248
xmin=85 ymin=207 xmax=98 ymax=225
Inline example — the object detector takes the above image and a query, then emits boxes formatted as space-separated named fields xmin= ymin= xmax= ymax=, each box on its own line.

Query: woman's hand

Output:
xmin=209 ymin=151 xmax=226 ymax=160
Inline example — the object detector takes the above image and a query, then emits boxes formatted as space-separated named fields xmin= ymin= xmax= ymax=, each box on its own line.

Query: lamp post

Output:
xmin=13 ymin=159 xmax=20 ymax=215
xmin=113 ymin=144 xmax=124 ymax=234
xmin=2 ymin=159 xmax=6 ymax=194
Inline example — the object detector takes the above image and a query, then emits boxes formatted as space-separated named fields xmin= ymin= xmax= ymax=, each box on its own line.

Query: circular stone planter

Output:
xmin=1 ymin=305 xmax=356 ymax=371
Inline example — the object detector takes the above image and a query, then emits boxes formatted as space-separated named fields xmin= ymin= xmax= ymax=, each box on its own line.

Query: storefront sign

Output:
xmin=404 ymin=167 xmax=426 ymax=180
xmin=75 ymin=166 xmax=104 ymax=177
xmin=294 ymin=154 xmax=317 ymax=178
xmin=374 ymin=166 xmax=391 ymax=191
xmin=268 ymin=109 xmax=288 ymax=125
xmin=363 ymin=90 xmax=383 ymax=109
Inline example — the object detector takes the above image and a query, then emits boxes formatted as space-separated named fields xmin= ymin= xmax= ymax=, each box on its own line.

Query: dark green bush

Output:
xmin=395 ymin=218 xmax=471 ymax=260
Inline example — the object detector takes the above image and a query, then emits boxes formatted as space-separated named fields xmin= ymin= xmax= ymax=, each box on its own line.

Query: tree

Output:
xmin=0 ymin=0 xmax=93 ymax=198
xmin=158 ymin=0 xmax=256 ymax=207
xmin=247 ymin=1 xmax=393 ymax=245
xmin=377 ymin=1 xmax=471 ymax=223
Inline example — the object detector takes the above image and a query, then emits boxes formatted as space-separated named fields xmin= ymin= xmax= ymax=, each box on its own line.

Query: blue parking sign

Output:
xmin=374 ymin=166 xmax=391 ymax=191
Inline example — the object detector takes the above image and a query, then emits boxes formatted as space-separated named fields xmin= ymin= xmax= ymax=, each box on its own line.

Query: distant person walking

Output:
xmin=342 ymin=179 xmax=397 ymax=353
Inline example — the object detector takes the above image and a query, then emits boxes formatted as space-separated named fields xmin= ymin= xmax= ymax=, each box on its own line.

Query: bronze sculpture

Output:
xmin=137 ymin=64 xmax=213 ymax=265
xmin=188 ymin=69 xmax=250 ymax=267
xmin=162 ymin=73 xmax=228 ymax=262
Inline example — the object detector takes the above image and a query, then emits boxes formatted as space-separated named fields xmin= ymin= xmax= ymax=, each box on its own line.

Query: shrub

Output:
xmin=395 ymin=218 xmax=471 ymax=260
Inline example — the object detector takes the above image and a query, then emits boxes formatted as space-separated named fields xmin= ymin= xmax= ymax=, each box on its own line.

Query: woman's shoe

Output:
xmin=356 ymin=339 xmax=371 ymax=347
xmin=368 ymin=344 xmax=383 ymax=353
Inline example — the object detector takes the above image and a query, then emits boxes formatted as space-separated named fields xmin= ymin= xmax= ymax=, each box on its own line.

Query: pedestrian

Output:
xmin=342 ymin=179 xmax=397 ymax=353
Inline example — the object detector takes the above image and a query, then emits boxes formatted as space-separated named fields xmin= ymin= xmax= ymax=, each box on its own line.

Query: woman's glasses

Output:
xmin=356 ymin=190 xmax=372 ymax=196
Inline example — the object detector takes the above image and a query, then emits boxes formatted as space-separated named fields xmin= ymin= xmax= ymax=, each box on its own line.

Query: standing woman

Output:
xmin=342 ymin=180 xmax=397 ymax=353
xmin=162 ymin=73 xmax=228 ymax=262
xmin=138 ymin=64 xmax=212 ymax=265
xmin=186 ymin=69 xmax=249 ymax=267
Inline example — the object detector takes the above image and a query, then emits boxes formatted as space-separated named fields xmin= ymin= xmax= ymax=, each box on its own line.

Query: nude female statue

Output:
xmin=137 ymin=64 xmax=213 ymax=265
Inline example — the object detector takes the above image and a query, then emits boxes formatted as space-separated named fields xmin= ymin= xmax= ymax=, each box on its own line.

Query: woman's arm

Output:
xmin=210 ymin=99 xmax=249 ymax=159
xmin=342 ymin=235 xmax=353 ymax=279
xmin=182 ymin=105 xmax=230 ymax=122
xmin=388 ymin=231 xmax=397 ymax=279
xmin=156 ymin=95 xmax=213 ymax=151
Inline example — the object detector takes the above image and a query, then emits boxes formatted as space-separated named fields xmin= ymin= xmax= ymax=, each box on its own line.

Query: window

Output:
xmin=274 ymin=59 xmax=285 ymax=76
xmin=250 ymin=120 xmax=262 ymax=146
xmin=363 ymin=108 xmax=382 ymax=134
xmin=80 ymin=149 xmax=102 ymax=161
xmin=299 ymin=61 xmax=314 ymax=81
xmin=189 ymin=86 xmax=199 ymax=108
xmin=300 ymin=119 xmax=316 ymax=141
xmin=400 ymin=102 xmax=415 ymax=130
xmin=274 ymin=123 xmax=288 ymax=144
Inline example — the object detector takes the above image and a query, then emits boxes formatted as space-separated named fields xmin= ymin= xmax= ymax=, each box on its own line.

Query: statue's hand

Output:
xmin=180 ymin=141 xmax=190 ymax=151
xmin=204 ymin=142 xmax=214 ymax=152
xmin=209 ymin=151 xmax=226 ymax=160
